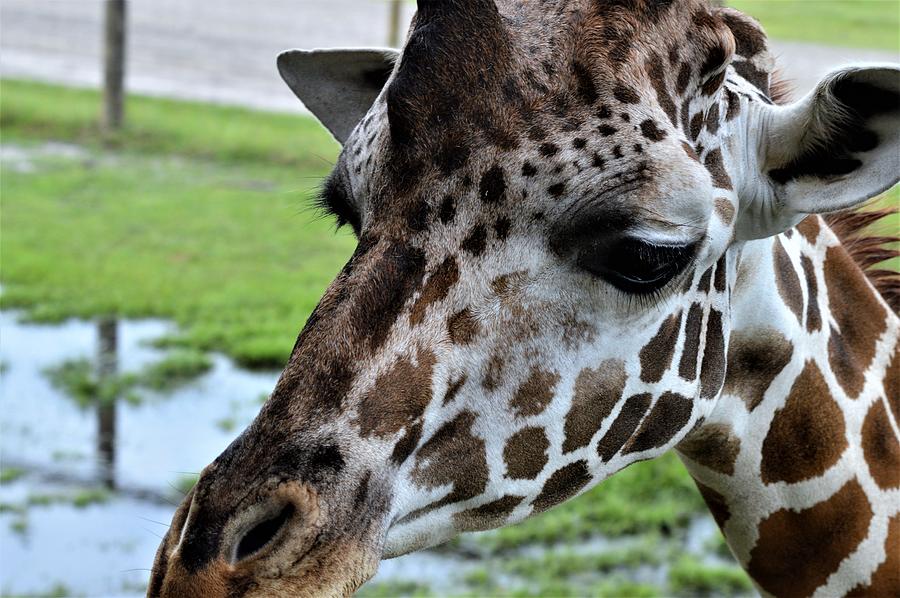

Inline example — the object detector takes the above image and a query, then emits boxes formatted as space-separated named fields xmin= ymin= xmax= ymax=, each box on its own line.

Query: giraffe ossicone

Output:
xmin=149 ymin=1 xmax=900 ymax=596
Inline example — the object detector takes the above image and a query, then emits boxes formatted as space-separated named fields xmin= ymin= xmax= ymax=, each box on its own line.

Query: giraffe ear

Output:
xmin=278 ymin=48 xmax=399 ymax=144
xmin=736 ymin=64 xmax=900 ymax=240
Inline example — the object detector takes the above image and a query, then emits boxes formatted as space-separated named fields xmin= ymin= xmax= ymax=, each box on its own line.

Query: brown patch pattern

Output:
xmin=799 ymin=254 xmax=821 ymax=332
xmin=511 ymin=367 xmax=560 ymax=417
xmin=562 ymin=360 xmax=627 ymax=453
xmin=677 ymin=422 xmax=741 ymax=475
xmin=723 ymin=328 xmax=793 ymax=411
xmin=699 ymin=309 xmax=726 ymax=400
xmin=773 ymin=238 xmax=803 ymax=324
xmin=531 ymin=460 xmax=591 ymax=513
xmin=355 ymin=350 xmax=436 ymax=438
xmin=409 ymin=257 xmax=460 ymax=325
xmin=760 ymin=361 xmax=847 ymax=484
xmin=694 ymin=480 xmax=730 ymax=529
xmin=624 ymin=392 xmax=693 ymax=454
xmin=825 ymin=245 xmax=888 ymax=397
xmin=453 ymin=495 xmax=525 ymax=532
xmin=640 ymin=312 xmax=682 ymax=383
xmin=861 ymin=399 xmax=900 ymax=489
xmin=747 ymin=478 xmax=873 ymax=598
xmin=504 ymin=426 xmax=550 ymax=480
xmin=448 ymin=308 xmax=478 ymax=344
xmin=679 ymin=303 xmax=704 ymax=380
xmin=597 ymin=393 xmax=652 ymax=461
xmin=405 ymin=411 xmax=488 ymax=521
xmin=846 ymin=513 xmax=900 ymax=597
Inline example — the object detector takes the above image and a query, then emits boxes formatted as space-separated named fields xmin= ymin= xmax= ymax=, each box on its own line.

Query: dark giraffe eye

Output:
xmin=579 ymin=238 xmax=699 ymax=295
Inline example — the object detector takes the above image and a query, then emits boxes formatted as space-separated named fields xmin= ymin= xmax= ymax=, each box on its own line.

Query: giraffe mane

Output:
xmin=770 ymin=69 xmax=900 ymax=315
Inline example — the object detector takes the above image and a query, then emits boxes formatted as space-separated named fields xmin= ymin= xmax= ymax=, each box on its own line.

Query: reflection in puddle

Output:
xmin=0 ymin=311 xmax=278 ymax=595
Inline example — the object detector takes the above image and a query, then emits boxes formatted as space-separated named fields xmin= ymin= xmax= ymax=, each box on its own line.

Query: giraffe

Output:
xmin=148 ymin=1 xmax=900 ymax=596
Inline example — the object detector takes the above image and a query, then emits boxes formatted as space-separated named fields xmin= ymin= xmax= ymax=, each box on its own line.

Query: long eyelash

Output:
xmin=316 ymin=170 xmax=361 ymax=234
xmin=618 ymin=241 xmax=704 ymax=311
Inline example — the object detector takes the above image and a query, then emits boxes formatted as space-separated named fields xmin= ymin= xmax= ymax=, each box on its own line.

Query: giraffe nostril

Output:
xmin=234 ymin=503 xmax=295 ymax=562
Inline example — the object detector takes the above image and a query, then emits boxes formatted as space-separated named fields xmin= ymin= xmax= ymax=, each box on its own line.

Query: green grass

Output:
xmin=0 ymin=467 xmax=25 ymax=484
xmin=669 ymin=555 xmax=754 ymax=596
xmin=138 ymin=350 xmax=213 ymax=391
xmin=0 ymin=79 xmax=337 ymax=167
xmin=730 ymin=0 xmax=900 ymax=50
xmin=474 ymin=453 xmax=705 ymax=552
xmin=2 ymin=80 xmax=352 ymax=368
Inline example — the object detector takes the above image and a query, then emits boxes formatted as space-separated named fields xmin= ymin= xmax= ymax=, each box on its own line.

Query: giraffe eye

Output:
xmin=579 ymin=238 xmax=699 ymax=295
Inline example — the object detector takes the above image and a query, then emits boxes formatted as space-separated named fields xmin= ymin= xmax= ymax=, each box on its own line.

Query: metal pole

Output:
xmin=102 ymin=0 xmax=127 ymax=132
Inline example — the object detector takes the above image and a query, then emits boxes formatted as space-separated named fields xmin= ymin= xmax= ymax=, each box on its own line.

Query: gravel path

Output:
xmin=1 ymin=0 xmax=897 ymax=113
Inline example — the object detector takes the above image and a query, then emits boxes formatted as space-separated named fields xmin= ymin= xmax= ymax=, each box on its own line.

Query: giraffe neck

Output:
xmin=676 ymin=217 xmax=900 ymax=597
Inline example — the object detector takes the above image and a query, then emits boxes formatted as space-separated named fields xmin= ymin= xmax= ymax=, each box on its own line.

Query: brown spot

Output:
xmin=681 ymin=141 xmax=700 ymax=162
xmin=448 ymin=308 xmax=478 ymax=344
xmin=391 ymin=420 xmax=423 ymax=466
xmin=409 ymin=257 xmax=459 ymax=325
xmin=713 ymin=255 xmax=727 ymax=293
xmin=714 ymin=198 xmax=734 ymax=225
xmin=461 ymin=224 xmax=488 ymax=256
xmin=531 ymin=460 xmax=591 ymax=513
xmin=624 ymin=392 xmax=693 ymax=454
xmin=773 ymin=239 xmax=803 ymax=324
xmin=760 ymin=361 xmax=847 ymax=484
xmin=862 ymin=400 xmax=900 ymax=489
xmin=679 ymin=303 xmax=704 ymax=381
xmin=482 ymin=352 xmax=505 ymax=392
xmin=748 ymin=478 xmax=873 ymax=598
xmin=494 ymin=216 xmax=511 ymax=240
xmin=355 ymin=350 xmax=436 ymax=438
xmin=796 ymin=215 xmax=820 ymax=244
xmin=689 ymin=112 xmax=703 ymax=140
xmin=504 ymin=426 xmax=550 ymax=480
xmin=597 ymin=393 xmax=652 ymax=461
xmin=699 ymin=309 xmax=726 ymax=400
xmin=510 ymin=367 xmax=560 ymax=417
xmin=697 ymin=269 xmax=713 ymax=294
xmin=724 ymin=328 xmax=793 ymax=411
xmin=479 ymin=165 xmax=506 ymax=204
xmin=676 ymin=62 xmax=692 ymax=95
xmin=677 ymin=422 xmax=741 ymax=475
xmin=453 ymin=495 xmax=525 ymax=532
xmin=646 ymin=55 xmax=678 ymax=125
xmin=562 ymin=360 xmax=627 ymax=453
xmin=404 ymin=411 xmax=488 ymax=522
xmin=704 ymin=149 xmax=733 ymax=190
xmin=597 ymin=124 xmax=618 ymax=137
xmin=613 ymin=84 xmax=640 ymax=104
xmin=725 ymin=88 xmax=741 ymax=120
xmin=704 ymin=103 xmax=720 ymax=135
xmin=640 ymin=311 xmax=682 ymax=383
xmin=639 ymin=118 xmax=667 ymax=141
xmin=439 ymin=195 xmax=456 ymax=224
xmin=800 ymin=255 xmax=821 ymax=332
xmin=694 ymin=481 xmax=730 ymax=529
xmin=442 ymin=376 xmax=466 ymax=406
xmin=825 ymin=245 xmax=888 ymax=398
xmin=846 ymin=513 xmax=900 ymax=597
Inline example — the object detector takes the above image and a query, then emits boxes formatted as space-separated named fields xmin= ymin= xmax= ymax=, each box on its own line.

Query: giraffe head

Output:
xmin=149 ymin=1 xmax=900 ymax=596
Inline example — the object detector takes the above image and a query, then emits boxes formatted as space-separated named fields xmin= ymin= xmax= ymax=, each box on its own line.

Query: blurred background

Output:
xmin=0 ymin=1 xmax=897 ymax=596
